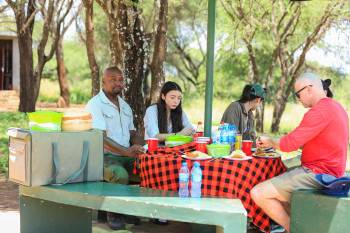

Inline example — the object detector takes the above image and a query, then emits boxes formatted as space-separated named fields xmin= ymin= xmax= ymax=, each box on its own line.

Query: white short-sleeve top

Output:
xmin=143 ymin=104 xmax=193 ymax=139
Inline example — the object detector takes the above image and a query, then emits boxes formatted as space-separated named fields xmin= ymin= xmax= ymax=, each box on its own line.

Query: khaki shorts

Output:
xmin=269 ymin=166 xmax=322 ymax=202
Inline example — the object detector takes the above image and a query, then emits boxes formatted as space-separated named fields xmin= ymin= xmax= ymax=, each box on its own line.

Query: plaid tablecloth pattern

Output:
xmin=139 ymin=143 xmax=287 ymax=233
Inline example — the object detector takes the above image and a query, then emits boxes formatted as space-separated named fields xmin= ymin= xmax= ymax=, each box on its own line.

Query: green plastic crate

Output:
xmin=28 ymin=111 xmax=63 ymax=132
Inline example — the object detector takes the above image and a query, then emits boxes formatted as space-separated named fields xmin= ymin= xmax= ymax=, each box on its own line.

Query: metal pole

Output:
xmin=204 ymin=0 xmax=216 ymax=137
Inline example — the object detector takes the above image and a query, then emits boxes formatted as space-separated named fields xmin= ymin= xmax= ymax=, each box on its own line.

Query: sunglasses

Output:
xmin=294 ymin=85 xmax=312 ymax=99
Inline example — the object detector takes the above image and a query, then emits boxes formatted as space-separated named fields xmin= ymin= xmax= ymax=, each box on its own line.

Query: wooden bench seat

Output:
xmin=20 ymin=182 xmax=247 ymax=233
xmin=291 ymin=190 xmax=350 ymax=233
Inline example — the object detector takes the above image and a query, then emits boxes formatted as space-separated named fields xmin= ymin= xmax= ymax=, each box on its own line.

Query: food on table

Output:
xmin=62 ymin=111 xmax=92 ymax=131
xmin=255 ymin=147 xmax=276 ymax=157
xmin=186 ymin=151 xmax=210 ymax=158
xmin=229 ymin=150 xmax=247 ymax=159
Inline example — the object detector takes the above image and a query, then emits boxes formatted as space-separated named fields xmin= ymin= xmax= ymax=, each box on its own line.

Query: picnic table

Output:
xmin=138 ymin=142 xmax=287 ymax=233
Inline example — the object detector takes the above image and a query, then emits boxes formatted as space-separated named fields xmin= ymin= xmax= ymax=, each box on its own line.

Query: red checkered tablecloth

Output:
xmin=139 ymin=143 xmax=287 ymax=232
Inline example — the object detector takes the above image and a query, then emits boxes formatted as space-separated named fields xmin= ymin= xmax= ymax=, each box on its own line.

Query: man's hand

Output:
xmin=257 ymin=135 xmax=280 ymax=149
xmin=126 ymin=145 xmax=145 ymax=157
xmin=177 ymin=127 xmax=195 ymax=136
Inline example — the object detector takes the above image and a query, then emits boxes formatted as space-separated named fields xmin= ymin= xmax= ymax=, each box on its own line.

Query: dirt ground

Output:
xmin=0 ymin=174 xmax=260 ymax=233
xmin=0 ymin=174 xmax=19 ymax=211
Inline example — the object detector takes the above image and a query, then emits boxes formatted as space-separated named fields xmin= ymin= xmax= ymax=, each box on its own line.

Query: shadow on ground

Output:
xmin=0 ymin=174 xmax=260 ymax=233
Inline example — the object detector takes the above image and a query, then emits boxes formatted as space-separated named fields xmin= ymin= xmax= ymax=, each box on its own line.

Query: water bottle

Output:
xmin=178 ymin=162 xmax=189 ymax=197
xmin=228 ymin=124 xmax=237 ymax=151
xmin=213 ymin=125 xmax=220 ymax=143
xmin=190 ymin=162 xmax=202 ymax=198
xmin=222 ymin=124 xmax=229 ymax=144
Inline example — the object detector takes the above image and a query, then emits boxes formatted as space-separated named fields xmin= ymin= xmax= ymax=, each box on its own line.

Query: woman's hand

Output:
xmin=177 ymin=127 xmax=195 ymax=136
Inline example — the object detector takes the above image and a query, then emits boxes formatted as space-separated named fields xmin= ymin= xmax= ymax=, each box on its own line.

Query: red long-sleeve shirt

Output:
xmin=280 ymin=98 xmax=349 ymax=177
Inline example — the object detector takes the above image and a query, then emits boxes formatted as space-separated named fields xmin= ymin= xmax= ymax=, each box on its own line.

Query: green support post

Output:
xmin=204 ymin=0 xmax=217 ymax=137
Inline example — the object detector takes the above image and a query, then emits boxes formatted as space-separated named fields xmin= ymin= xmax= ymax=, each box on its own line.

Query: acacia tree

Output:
xmin=95 ymin=0 xmax=148 ymax=130
xmin=6 ymin=0 xmax=74 ymax=112
xmin=149 ymin=0 xmax=168 ymax=104
xmin=221 ymin=0 xmax=347 ymax=132
xmin=82 ymin=0 xmax=100 ymax=97
xmin=93 ymin=0 xmax=168 ymax=130
xmin=166 ymin=0 xmax=207 ymax=89
xmin=55 ymin=2 xmax=81 ymax=107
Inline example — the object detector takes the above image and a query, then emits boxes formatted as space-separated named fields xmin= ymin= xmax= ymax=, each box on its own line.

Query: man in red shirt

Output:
xmin=250 ymin=72 xmax=349 ymax=233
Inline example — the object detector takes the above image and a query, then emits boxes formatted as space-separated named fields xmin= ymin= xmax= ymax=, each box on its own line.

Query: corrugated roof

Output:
xmin=0 ymin=30 xmax=17 ymax=38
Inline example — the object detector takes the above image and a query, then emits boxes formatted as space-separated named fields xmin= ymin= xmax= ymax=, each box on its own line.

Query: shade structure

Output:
xmin=204 ymin=0 xmax=216 ymax=137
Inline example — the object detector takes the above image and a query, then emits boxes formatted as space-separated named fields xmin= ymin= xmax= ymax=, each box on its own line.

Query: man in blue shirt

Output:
xmin=86 ymin=66 xmax=144 ymax=230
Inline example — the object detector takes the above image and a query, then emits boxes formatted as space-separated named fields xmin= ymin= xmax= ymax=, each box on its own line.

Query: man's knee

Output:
xmin=104 ymin=164 xmax=129 ymax=184
xmin=251 ymin=180 xmax=287 ymax=202
xmin=251 ymin=183 xmax=264 ymax=203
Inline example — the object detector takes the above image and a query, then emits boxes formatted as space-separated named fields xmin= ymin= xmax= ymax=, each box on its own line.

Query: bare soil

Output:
xmin=0 ymin=174 xmax=19 ymax=212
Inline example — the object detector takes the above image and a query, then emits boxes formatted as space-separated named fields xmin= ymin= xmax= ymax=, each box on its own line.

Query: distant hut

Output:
xmin=0 ymin=30 xmax=19 ymax=91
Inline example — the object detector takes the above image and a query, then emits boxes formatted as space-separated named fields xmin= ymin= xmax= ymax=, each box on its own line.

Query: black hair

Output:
xmin=238 ymin=84 xmax=264 ymax=103
xmin=157 ymin=81 xmax=184 ymax=133
xmin=322 ymin=79 xmax=333 ymax=98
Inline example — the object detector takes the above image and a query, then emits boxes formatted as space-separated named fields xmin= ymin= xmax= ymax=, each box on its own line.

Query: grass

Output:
xmin=0 ymin=112 xmax=27 ymax=173
xmin=0 ymin=97 xmax=349 ymax=173
xmin=38 ymin=79 xmax=91 ymax=104
xmin=183 ymin=98 xmax=307 ymax=133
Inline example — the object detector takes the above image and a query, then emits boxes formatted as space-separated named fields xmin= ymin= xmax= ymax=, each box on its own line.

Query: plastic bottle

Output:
xmin=190 ymin=162 xmax=202 ymax=198
xmin=178 ymin=162 xmax=189 ymax=197
xmin=228 ymin=124 xmax=237 ymax=151
xmin=222 ymin=123 xmax=229 ymax=144
xmin=196 ymin=121 xmax=204 ymax=134
xmin=213 ymin=125 xmax=219 ymax=143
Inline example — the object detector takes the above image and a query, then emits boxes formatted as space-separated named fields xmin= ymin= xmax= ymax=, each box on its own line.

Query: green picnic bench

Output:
xmin=291 ymin=190 xmax=350 ymax=233
xmin=19 ymin=182 xmax=247 ymax=233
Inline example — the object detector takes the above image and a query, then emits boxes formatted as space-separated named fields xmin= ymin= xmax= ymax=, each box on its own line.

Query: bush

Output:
xmin=0 ymin=112 xmax=27 ymax=174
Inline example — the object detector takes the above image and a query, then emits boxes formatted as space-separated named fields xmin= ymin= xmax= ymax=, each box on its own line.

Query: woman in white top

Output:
xmin=144 ymin=81 xmax=195 ymax=141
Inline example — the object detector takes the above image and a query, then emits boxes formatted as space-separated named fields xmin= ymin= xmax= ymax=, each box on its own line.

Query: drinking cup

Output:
xmin=242 ymin=140 xmax=253 ymax=156
xmin=195 ymin=141 xmax=208 ymax=153
xmin=193 ymin=132 xmax=204 ymax=140
xmin=147 ymin=138 xmax=159 ymax=153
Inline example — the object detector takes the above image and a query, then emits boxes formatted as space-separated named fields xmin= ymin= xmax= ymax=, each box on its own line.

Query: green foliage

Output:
xmin=93 ymin=5 xmax=111 ymax=68
xmin=40 ymin=40 xmax=91 ymax=82
xmin=216 ymin=0 xmax=349 ymax=103
xmin=0 ymin=113 xmax=27 ymax=174
xmin=70 ymin=79 xmax=91 ymax=104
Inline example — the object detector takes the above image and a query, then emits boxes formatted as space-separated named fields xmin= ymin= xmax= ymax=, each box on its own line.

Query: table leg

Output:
xmin=216 ymin=220 xmax=247 ymax=233
xmin=20 ymin=195 xmax=92 ymax=233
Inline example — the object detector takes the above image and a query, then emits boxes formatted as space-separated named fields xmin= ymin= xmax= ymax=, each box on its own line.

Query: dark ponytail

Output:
xmin=322 ymin=79 xmax=333 ymax=98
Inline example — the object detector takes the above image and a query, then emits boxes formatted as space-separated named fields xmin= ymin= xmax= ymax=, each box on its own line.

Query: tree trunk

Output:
xmin=271 ymin=95 xmax=289 ymax=133
xmin=123 ymin=5 xmax=147 ymax=133
xmin=108 ymin=19 xmax=124 ymax=68
xmin=243 ymin=39 xmax=263 ymax=131
xmin=255 ymin=104 xmax=264 ymax=133
xmin=149 ymin=0 xmax=168 ymax=104
xmin=83 ymin=0 xmax=100 ymax=96
xmin=271 ymin=73 xmax=295 ymax=132
xmin=56 ymin=38 xmax=70 ymax=107
xmin=17 ymin=33 xmax=36 ymax=112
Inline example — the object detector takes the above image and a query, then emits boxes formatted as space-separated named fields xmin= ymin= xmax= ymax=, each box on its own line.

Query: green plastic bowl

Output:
xmin=165 ymin=135 xmax=193 ymax=144
xmin=207 ymin=144 xmax=231 ymax=157
xmin=165 ymin=141 xmax=186 ymax=147
xmin=28 ymin=111 xmax=63 ymax=132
